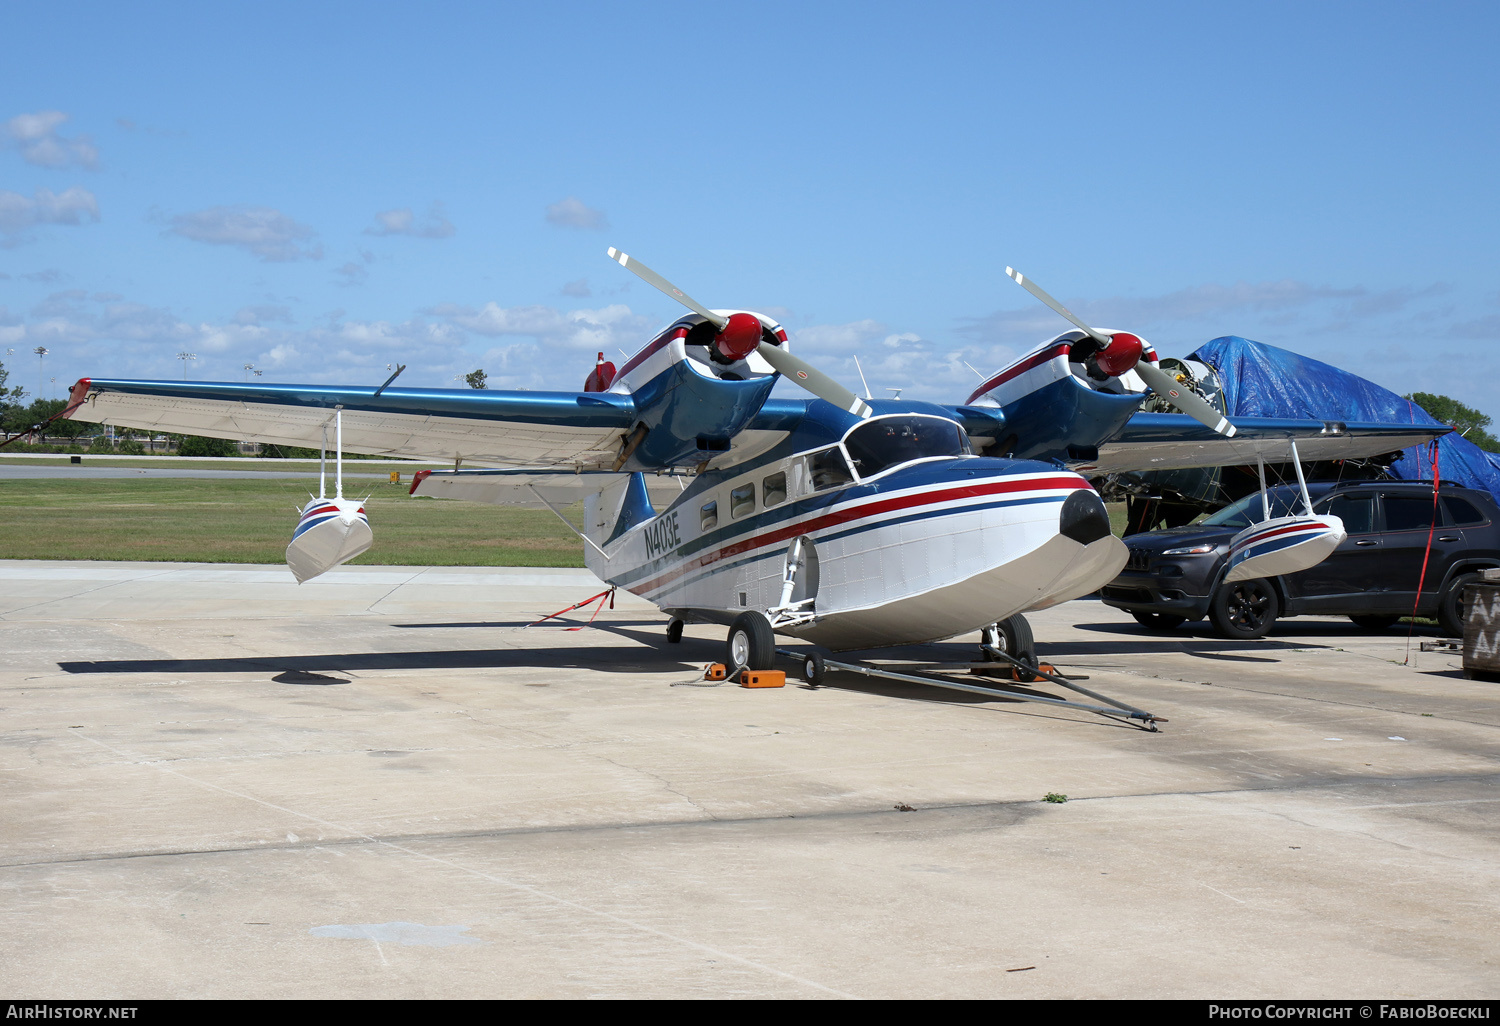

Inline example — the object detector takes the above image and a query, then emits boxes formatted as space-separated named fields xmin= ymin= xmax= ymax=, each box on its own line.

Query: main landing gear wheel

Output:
xmin=666 ymin=618 xmax=684 ymax=643
xmin=726 ymin=611 xmax=775 ymax=675
xmin=1210 ymin=578 xmax=1279 ymax=639
xmin=802 ymin=652 xmax=827 ymax=686
xmin=981 ymin=614 xmax=1038 ymax=682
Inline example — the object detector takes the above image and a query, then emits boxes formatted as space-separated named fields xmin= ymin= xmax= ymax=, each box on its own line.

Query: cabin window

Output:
xmin=763 ymin=471 xmax=787 ymax=507
xmin=731 ymin=483 xmax=755 ymax=519
xmin=809 ymin=448 xmax=853 ymax=490
xmin=700 ymin=500 xmax=718 ymax=531
xmin=842 ymin=415 xmax=970 ymax=478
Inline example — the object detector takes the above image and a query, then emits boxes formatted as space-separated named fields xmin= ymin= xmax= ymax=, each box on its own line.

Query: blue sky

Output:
xmin=2 ymin=0 xmax=1496 ymax=421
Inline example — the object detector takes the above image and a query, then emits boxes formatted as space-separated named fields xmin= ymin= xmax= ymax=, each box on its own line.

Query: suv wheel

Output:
xmin=1132 ymin=611 xmax=1187 ymax=631
xmin=1210 ymin=578 xmax=1280 ymax=639
xmin=1349 ymin=615 xmax=1400 ymax=631
xmin=1438 ymin=572 xmax=1482 ymax=638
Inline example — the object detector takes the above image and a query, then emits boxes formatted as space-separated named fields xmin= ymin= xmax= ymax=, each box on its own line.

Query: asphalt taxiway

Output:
xmin=2 ymin=560 xmax=1497 ymax=998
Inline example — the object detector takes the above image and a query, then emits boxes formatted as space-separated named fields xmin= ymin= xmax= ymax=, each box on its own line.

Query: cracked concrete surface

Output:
xmin=1 ymin=560 xmax=1497 ymax=998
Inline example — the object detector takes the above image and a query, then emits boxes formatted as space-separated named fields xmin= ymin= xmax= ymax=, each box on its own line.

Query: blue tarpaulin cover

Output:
xmin=1188 ymin=336 xmax=1500 ymax=501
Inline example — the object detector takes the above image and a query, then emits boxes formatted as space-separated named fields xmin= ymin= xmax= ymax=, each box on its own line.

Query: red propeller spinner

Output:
xmin=712 ymin=312 xmax=763 ymax=362
xmin=1094 ymin=331 xmax=1144 ymax=378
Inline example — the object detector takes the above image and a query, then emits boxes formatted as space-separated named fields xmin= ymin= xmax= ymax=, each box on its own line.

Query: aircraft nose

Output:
xmin=1058 ymin=489 xmax=1111 ymax=544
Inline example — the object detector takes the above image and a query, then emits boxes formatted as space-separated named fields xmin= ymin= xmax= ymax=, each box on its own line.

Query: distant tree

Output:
xmin=88 ymin=434 xmax=114 ymax=453
xmin=0 ymin=359 xmax=26 ymax=430
xmin=3 ymin=398 xmax=96 ymax=439
xmin=117 ymin=438 xmax=147 ymax=455
xmin=465 ymin=369 xmax=488 ymax=389
xmin=1405 ymin=392 xmax=1499 ymax=452
xmin=176 ymin=435 xmax=240 ymax=457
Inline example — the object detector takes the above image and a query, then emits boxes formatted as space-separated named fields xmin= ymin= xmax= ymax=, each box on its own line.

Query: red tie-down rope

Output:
xmin=524 ymin=587 xmax=616 ymax=630
xmin=1403 ymin=442 xmax=1442 ymax=664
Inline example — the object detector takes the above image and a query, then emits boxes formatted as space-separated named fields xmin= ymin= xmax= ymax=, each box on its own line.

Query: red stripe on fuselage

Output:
xmin=632 ymin=474 xmax=1089 ymax=597
xmin=616 ymin=327 xmax=689 ymax=381
xmin=966 ymin=343 xmax=1071 ymax=404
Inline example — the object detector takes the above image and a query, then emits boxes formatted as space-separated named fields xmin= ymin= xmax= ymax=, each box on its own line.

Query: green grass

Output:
xmin=0 ymin=478 xmax=586 ymax=566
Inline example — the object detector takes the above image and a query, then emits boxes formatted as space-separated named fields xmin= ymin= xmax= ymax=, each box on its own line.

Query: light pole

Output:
xmin=33 ymin=347 xmax=47 ymax=399
xmin=177 ymin=352 xmax=197 ymax=379
xmin=244 ymin=363 xmax=255 ymax=381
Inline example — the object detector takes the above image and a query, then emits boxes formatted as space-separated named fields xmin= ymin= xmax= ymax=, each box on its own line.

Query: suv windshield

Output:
xmin=1202 ymin=488 xmax=1309 ymax=530
xmin=842 ymin=416 xmax=970 ymax=478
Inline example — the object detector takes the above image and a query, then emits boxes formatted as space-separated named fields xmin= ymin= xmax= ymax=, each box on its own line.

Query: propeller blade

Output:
xmin=755 ymin=343 xmax=873 ymax=419
xmin=607 ymin=248 xmax=728 ymax=328
xmin=1136 ymin=360 xmax=1237 ymax=437
xmin=1006 ymin=266 xmax=1236 ymax=437
xmin=1005 ymin=267 xmax=1111 ymax=345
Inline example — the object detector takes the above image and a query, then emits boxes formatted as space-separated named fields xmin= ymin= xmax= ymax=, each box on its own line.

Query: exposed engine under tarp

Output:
xmin=1189 ymin=336 xmax=1500 ymax=502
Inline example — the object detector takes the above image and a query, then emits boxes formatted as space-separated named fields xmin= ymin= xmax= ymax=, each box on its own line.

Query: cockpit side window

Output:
xmin=808 ymin=448 xmax=854 ymax=491
xmin=842 ymin=416 xmax=970 ymax=478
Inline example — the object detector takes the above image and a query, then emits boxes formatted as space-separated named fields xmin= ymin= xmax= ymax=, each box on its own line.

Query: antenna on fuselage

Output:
xmin=853 ymin=356 xmax=872 ymax=400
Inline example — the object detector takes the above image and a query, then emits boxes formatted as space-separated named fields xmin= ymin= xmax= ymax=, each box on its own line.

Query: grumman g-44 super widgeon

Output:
xmin=58 ymin=252 xmax=1445 ymax=712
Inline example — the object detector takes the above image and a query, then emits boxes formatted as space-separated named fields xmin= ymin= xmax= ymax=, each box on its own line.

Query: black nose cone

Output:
xmin=1059 ymin=489 xmax=1111 ymax=545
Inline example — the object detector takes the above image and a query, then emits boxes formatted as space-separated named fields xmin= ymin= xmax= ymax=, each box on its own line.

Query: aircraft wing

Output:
xmin=1075 ymin=413 xmax=1449 ymax=474
xmin=63 ymin=378 xmax=639 ymax=468
xmin=409 ymin=467 xmax=687 ymax=508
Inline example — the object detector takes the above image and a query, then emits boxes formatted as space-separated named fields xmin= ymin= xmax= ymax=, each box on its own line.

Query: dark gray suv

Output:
xmin=1099 ymin=481 xmax=1500 ymax=639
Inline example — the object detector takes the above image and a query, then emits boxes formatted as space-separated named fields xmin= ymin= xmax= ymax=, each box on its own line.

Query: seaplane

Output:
xmin=56 ymin=251 xmax=1446 ymax=727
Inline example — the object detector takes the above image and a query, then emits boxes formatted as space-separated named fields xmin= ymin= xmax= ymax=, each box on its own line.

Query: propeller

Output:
xmin=1004 ymin=267 xmax=1237 ymax=438
xmin=607 ymin=247 xmax=873 ymax=418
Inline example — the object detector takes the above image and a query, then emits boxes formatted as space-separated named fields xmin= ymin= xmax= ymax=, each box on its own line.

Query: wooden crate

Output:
xmin=1462 ymin=582 xmax=1500 ymax=682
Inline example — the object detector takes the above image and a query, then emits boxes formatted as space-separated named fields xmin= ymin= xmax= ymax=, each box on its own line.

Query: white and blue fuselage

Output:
xmin=585 ymin=399 xmax=1126 ymax=651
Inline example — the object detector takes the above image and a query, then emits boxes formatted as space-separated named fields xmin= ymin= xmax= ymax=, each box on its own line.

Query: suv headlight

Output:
xmin=1161 ymin=543 xmax=1216 ymax=555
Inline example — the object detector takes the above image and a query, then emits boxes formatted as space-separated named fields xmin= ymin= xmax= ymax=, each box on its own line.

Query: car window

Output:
xmin=1317 ymin=493 xmax=1375 ymax=534
xmin=1205 ymin=488 xmax=1306 ymax=529
xmin=1383 ymin=495 xmax=1441 ymax=533
xmin=1444 ymin=496 xmax=1488 ymax=525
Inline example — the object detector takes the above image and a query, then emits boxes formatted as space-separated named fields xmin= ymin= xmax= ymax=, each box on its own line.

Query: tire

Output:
xmin=726 ymin=611 xmax=775 ymax=674
xmin=1209 ymin=578 xmax=1280 ymax=639
xmin=802 ymin=652 xmax=826 ymax=686
xmin=1349 ymin=614 xmax=1399 ymax=631
xmin=666 ymin=618 xmax=684 ymax=644
xmin=1132 ymin=611 xmax=1187 ymax=631
xmin=1438 ymin=572 xmax=1482 ymax=639
xmin=996 ymin=615 xmax=1038 ymax=682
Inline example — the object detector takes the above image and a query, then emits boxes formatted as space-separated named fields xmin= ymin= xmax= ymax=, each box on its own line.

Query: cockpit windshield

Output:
xmin=842 ymin=416 xmax=971 ymax=478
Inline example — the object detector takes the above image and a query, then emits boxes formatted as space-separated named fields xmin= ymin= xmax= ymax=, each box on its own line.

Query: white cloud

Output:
xmin=545 ymin=196 xmax=608 ymax=230
xmin=365 ymin=203 xmax=455 ymax=239
xmin=168 ymin=206 xmax=321 ymax=262
xmin=4 ymin=110 xmax=98 ymax=170
xmin=0 ymin=187 xmax=100 ymax=245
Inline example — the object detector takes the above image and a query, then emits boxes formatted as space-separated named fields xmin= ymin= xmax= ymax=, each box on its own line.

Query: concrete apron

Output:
xmin=1 ymin=559 xmax=1497 ymax=998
